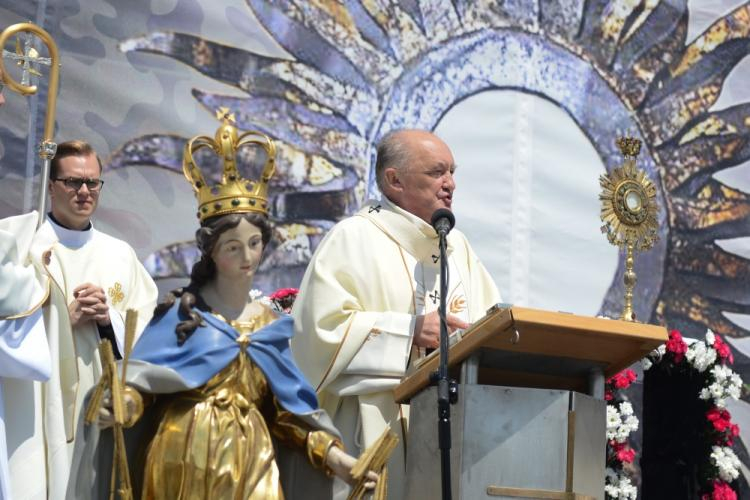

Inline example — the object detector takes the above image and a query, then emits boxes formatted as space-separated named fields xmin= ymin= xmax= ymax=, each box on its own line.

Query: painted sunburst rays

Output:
xmin=114 ymin=0 xmax=750 ymax=336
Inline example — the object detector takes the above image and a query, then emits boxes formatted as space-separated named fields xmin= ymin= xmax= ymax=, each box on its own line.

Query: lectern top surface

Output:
xmin=394 ymin=306 xmax=668 ymax=403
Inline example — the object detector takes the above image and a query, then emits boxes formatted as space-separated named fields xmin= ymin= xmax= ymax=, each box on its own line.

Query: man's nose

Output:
xmin=444 ymin=172 xmax=456 ymax=191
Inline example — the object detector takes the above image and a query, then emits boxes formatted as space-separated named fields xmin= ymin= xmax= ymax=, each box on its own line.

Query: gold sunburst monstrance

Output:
xmin=600 ymin=137 xmax=659 ymax=322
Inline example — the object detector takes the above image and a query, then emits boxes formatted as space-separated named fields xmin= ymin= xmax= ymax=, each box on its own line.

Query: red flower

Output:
xmin=617 ymin=446 xmax=636 ymax=463
xmin=724 ymin=423 xmax=740 ymax=446
xmin=269 ymin=288 xmax=299 ymax=300
xmin=608 ymin=369 xmax=637 ymax=390
xmin=609 ymin=441 xmax=636 ymax=463
xmin=268 ymin=288 xmax=299 ymax=314
xmin=707 ymin=408 xmax=732 ymax=432
xmin=713 ymin=335 xmax=734 ymax=364
xmin=666 ymin=330 xmax=688 ymax=363
xmin=706 ymin=407 xmax=742 ymax=445
xmin=605 ymin=390 xmax=613 ymax=401
xmin=701 ymin=480 xmax=737 ymax=500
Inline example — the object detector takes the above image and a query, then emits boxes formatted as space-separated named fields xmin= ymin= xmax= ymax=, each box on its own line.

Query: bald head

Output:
xmin=375 ymin=129 xmax=457 ymax=223
xmin=375 ymin=130 xmax=451 ymax=187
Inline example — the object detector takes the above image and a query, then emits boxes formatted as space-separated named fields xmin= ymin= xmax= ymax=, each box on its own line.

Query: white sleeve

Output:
xmin=0 ymin=211 xmax=45 ymax=318
xmin=342 ymin=312 xmax=415 ymax=377
xmin=0 ymin=309 xmax=51 ymax=381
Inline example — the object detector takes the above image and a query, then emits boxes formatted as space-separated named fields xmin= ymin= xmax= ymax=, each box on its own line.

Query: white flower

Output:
xmin=619 ymin=401 xmax=633 ymax=416
xmin=705 ymin=330 xmax=715 ymax=346
xmin=711 ymin=365 xmax=731 ymax=382
xmin=605 ymin=469 xmax=638 ymax=500
xmin=249 ymin=289 xmax=264 ymax=300
xmin=710 ymin=446 xmax=741 ymax=482
xmin=619 ymin=478 xmax=638 ymax=500
xmin=686 ymin=341 xmax=717 ymax=372
xmin=257 ymin=295 xmax=272 ymax=307
xmin=606 ymin=403 xmax=639 ymax=443
xmin=657 ymin=344 xmax=666 ymax=356
xmin=606 ymin=406 xmax=620 ymax=440
xmin=642 ymin=357 xmax=652 ymax=371
xmin=700 ymin=366 xmax=743 ymax=407
xmin=710 ymin=383 xmax=725 ymax=399
xmin=728 ymin=384 xmax=741 ymax=400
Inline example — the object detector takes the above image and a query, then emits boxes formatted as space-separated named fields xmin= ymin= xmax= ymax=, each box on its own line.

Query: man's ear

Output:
xmin=383 ymin=167 xmax=403 ymax=193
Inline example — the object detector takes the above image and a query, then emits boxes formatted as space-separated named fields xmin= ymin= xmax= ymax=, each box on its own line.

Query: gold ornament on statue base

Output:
xmin=599 ymin=137 xmax=659 ymax=322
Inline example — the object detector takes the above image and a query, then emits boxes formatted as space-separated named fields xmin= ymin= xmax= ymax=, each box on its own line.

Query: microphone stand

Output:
xmin=433 ymin=224 xmax=457 ymax=500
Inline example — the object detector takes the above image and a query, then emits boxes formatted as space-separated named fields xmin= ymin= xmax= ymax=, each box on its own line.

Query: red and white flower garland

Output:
xmin=604 ymin=369 xmax=639 ymax=499
xmin=605 ymin=329 xmax=744 ymax=500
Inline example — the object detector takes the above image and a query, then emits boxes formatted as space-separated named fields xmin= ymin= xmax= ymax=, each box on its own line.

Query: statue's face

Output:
xmin=210 ymin=218 xmax=264 ymax=281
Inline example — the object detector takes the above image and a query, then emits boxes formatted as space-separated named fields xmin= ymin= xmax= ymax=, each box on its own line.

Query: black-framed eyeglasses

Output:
xmin=52 ymin=177 xmax=104 ymax=191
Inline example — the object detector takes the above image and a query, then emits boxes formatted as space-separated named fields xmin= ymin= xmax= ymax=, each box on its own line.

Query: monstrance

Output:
xmin=599 ymin=137 xmax=659 ymax=322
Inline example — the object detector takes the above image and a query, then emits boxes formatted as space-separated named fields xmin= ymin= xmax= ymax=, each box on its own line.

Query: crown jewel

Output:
xmin=183 ymin=107 xmax=276 ymax=221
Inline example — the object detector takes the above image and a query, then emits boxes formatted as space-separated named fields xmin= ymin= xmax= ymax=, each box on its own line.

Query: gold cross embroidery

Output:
xmin=108 ymin=282 xmax=124 ymax=306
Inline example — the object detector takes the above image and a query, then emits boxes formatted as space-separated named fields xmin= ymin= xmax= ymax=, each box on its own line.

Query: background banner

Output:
xmin=1 ymin=0 xmax=749 ymax=491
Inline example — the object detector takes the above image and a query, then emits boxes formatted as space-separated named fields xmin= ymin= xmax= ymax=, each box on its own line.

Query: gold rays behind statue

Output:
xmin=600 ymin=137 xmax=660 ymax=321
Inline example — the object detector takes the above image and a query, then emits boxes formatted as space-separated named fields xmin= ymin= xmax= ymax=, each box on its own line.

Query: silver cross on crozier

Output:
xmin=3 ymin=32 xmax=51 ymax=86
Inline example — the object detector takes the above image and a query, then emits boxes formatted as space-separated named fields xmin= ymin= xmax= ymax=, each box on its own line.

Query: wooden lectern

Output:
xmin=396 ymin=306 xmax=667 ymax=500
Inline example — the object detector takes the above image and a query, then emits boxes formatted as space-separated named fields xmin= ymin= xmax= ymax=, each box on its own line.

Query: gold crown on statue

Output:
xmin=183 ymin=107 xmax=276 ymax=221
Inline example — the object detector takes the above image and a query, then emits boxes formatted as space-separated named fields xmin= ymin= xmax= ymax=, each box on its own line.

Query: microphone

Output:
xmin=431 ymin=208 xmax=455 ymax=236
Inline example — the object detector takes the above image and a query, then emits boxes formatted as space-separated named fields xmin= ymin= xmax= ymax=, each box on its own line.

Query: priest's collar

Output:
xmin=380 ymin=196 xmax=439 ymax=240
xmin=357 ymin=197 xmax=454 ymax=261
xmin=46 ymin=212 xmax=94 ymax=249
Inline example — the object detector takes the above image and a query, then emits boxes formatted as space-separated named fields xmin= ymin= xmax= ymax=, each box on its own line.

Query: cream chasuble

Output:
xmin=291 ymin=197 xmax=501 ymax=500
xmin=3 ymin=216 xmax=157 ymax=500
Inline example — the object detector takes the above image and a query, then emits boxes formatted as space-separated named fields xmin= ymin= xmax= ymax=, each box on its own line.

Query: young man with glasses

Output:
xmin=2 ymin=140 xmax=158 ymax=499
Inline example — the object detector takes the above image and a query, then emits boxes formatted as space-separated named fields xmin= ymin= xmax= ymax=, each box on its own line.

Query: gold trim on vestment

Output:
xmin=1 ymin=277 xmax=50 ymax=320
xmin=41 ymin=243 xmax=83 ymax=444
xmin=316 ymin=318 xmax=356 ymax=393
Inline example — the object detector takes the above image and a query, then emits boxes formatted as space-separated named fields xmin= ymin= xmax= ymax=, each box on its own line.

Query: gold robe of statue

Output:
xmin=142 ymin=308 xmax=338 ymax=499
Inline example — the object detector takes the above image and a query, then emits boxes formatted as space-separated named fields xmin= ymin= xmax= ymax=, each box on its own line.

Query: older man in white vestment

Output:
xmin=2 ymin=141 xmax=158 ymax=500
xmin=292 ymin=130 xmax=501 ymax=499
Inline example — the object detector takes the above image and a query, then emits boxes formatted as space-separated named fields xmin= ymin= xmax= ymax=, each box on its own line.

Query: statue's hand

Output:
xmin=324 ymin=446 xmax=378 ymax=489
xmin=97 ymin=386 xmax=143 ymax=429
